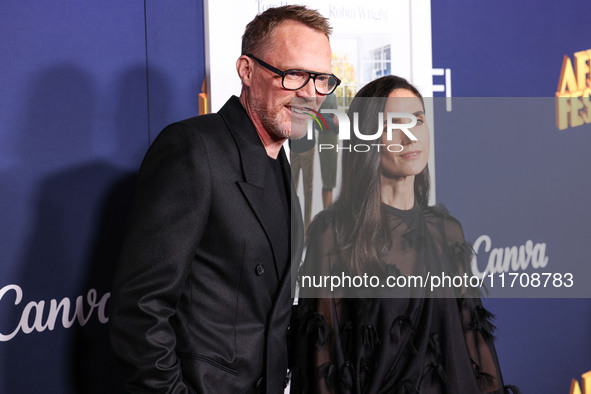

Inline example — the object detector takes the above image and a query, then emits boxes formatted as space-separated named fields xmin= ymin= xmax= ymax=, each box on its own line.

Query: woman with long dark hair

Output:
xmin=290 ymin=76 xmax=513 ymax=393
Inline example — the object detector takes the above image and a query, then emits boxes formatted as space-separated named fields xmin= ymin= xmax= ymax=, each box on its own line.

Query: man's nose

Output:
xmin=296 ymin=79 xmax=317 ymax=97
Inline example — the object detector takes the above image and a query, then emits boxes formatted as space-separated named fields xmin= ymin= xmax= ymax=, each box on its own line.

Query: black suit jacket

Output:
xmin=109 ymin=96 xmax=304 ymax=393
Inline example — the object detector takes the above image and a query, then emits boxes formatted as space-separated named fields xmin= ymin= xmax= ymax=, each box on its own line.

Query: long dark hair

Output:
xmin=333 ymin=75 xmax=430 ymax=275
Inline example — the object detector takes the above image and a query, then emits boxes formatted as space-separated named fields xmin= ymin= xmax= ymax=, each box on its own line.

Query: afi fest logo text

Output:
xmin=570 ymin=370 xmax=591 ymax=394
xmin=556 ymin=48 xmax=591 ymax=130
xmin=305 ymin=109 xmax=418 ymax=152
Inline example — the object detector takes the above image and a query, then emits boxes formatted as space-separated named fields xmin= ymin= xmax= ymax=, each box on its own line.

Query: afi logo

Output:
xmin=569 ymin=370 xmax=591 ymax=394
xmin=307 ymin=110 xmax=418 ymax=141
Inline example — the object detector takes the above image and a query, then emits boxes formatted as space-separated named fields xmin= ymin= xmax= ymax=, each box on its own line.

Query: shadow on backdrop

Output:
xmin=1 ymin=64 xmax=169 ymax=393
xmin=3 ymin=64 xmax=98 ymax=393
xmin=72 ymin=65 xmax=171 ymax=394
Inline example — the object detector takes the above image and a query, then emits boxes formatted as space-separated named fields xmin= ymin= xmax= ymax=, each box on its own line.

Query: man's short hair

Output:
xmin=242 ymin=5 xmax=332 ymax=56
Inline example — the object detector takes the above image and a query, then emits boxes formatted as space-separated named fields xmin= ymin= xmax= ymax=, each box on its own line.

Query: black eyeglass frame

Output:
xmin=245 ymin=54 xmax=341 ymax=95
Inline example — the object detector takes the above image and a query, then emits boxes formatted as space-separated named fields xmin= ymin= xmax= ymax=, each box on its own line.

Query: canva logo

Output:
xmin=306 ymin=110 xmax=418 ymax=152
xmin=0 ymin=284 xmax=110 ymax=341
xmin=470 ymin=235 xmax=549 ymax=277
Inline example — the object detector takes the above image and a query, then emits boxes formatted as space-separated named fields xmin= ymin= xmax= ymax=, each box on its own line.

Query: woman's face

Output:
xmin=379 ymin=88 xmax=430 ymax=178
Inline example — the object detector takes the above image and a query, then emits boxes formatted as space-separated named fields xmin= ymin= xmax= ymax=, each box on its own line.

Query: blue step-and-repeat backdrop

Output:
xmin=1 ymin=1 xmax=590 ymax=393
xmin=0 ymin=1 xmax=204 ymax=392
xmin=432 ymin=1 xmax=591 ymax=392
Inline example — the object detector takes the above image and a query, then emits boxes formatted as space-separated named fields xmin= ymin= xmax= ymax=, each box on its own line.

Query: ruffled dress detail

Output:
xmin=290 ymin=203 xmax=517 ymax=394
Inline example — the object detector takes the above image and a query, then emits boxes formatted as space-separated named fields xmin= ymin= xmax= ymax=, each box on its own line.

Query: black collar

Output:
xmin=219 ymin=96 xmax=271 ymax=188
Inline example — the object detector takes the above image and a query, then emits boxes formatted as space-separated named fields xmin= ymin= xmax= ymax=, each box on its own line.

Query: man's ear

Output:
xmin=236 ymin=55 xmax=253 ymax=86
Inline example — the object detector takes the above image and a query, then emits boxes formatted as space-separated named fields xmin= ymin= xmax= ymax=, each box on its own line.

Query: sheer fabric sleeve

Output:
xmin=291 ymin=297 xmax=347 ymax=394
xmin=291 ymin=212 xmax=352 ymax=394
xmin=433 ymin=206 xmax=513 ymax=393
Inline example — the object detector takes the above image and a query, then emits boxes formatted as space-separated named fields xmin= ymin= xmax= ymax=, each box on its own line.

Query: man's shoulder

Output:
xmin=143 ymin=114 xmax=231 ymax=165
xmin=163 ymin=96 xmax=249 ymax=138
xmin=154 ymin=113 xmax=230 ymax=149
xmin=171 ymin=112 xmax=226 ymax=133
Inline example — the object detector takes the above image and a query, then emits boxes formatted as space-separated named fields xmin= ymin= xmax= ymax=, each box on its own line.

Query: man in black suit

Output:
xmin=109 ymin=5 xmax=339 ymax=394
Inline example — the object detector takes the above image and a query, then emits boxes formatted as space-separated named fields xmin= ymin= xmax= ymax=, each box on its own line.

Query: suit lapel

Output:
xmin=264 ymin=175 xmax=304 ymax=392
xmin=237 ymin=179 xmax=283 ymax=281
xmin=220 ymin=97 xmax=305 ymax=391
xmin=220 ymin=96 xmax=285 ymax=281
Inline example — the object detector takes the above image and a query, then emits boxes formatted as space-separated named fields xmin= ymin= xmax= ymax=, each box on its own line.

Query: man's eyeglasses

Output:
xmin=246 ymin=54 xmax=341 ymax=95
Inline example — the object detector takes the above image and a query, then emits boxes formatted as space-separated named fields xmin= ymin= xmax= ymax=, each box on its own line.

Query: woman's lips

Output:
xmin=399 ymin=150 xmax=421 ymax=159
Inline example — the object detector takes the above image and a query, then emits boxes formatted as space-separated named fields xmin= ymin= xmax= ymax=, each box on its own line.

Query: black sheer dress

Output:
xmin=290 ymin=203 xmax=512 ymax=394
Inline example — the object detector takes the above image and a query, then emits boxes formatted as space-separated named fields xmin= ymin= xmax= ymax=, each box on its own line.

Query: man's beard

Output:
xmin=251 ymin=96 xmax=311 ymax=141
